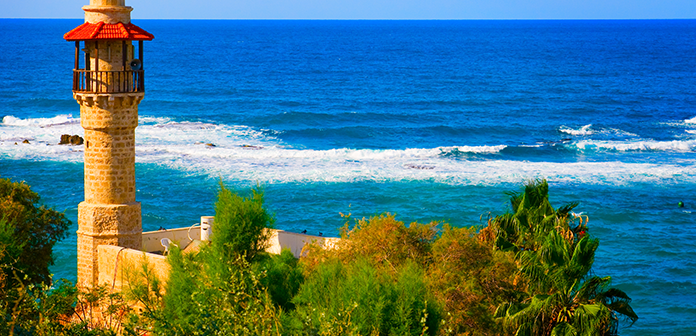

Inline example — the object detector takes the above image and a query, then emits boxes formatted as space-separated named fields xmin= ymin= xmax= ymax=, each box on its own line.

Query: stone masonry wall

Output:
xmin=76 ymin=93 xmax=144 ymax=288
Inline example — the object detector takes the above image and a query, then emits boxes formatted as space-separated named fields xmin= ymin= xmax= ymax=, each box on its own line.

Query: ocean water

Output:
xmin=1 ymin=19 xmax=696 ymax=334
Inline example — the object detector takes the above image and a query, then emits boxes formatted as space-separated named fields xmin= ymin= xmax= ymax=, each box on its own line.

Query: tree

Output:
xmin=496 ymin=231 xmax=638 ymax=335
xmin=291 ymin=214 xmax=441 ymax=336
xmin=489 ymin=180 xmax=638 ymax=336
xmin=428 ymin=225 xmax=522 ymax=335
xmin=212 ymin=182 xmax=274 ymax=262
xmin=124 ymin=183 xmax=281 ymax=336
xmin=480 ymin=179 xmax=580 ymax=252
xmin=0 ymin=178 xmax=71 ymax=287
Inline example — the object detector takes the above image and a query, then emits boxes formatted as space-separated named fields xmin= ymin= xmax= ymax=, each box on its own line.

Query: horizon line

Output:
xmin=2 ymin=17 xmax=696 ymax=20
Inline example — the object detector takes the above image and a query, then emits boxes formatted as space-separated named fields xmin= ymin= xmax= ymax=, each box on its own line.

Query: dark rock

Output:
xmin=241 ymin=144 xmax=263 ymax=150
xmin=205 ymin=143 xmax=216 ymax=147
xmin=60 ymin=134 xmax=83 ymax=145
xmin=60 ymin=134 xmax=71 ymax=144
xmin=22 ymin=139 xmax=30 ymax=144
xmin=405 ymin=164 xmax=435 ymax=170
xmin=69 ymin=135 xmax=84 ymax=145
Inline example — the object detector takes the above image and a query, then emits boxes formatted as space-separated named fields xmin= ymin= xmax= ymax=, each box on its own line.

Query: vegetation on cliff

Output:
xmin=0 ymin=178 xmax=638 ymax=335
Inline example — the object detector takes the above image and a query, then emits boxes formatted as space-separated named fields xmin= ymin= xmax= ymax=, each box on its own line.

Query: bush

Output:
xmin=428 ymin=225 xmax=521 ymax=335
xmin=0 ymin=178 xmax=71 ymax=287
xmin=254 ymin=249 xmax=304 ymax=311
xmin=212 ymin=182 xmax=274 ymax=262
xmin=125 ymin=184 xmax=281 ymax=336
xmin=289 ymin=258 xmax=440 ymax=336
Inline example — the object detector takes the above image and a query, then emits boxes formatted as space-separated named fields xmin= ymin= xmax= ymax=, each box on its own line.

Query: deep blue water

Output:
xmin=1 ymin=19 xmax=696 ymax=335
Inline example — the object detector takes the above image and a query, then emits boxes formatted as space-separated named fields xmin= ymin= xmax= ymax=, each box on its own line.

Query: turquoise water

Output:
xmin=1 ymin=19 xmax=696 ymax=334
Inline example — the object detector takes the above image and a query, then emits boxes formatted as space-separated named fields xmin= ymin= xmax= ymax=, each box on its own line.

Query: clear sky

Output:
xmin=3 ymin=0 xmax=695 ymax=19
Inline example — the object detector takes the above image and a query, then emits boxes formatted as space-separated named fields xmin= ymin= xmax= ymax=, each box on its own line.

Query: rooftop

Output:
xmin=64 ymin=22 xmax=154 ymax=41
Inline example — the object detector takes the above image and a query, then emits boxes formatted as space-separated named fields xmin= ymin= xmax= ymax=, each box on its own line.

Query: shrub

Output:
xmin=289 ymin=258 xmax=440 ymax=336
xmin=254 ymin=249 xmax=304 ymax=311
xmin=428 ymin=225 xmax=521 ymax=335
xmin=212 ymin=182 xmax=274 ymax=262
xmin=125 ymin=184 xmax=281 ymax=336
xmin=0 ymin=178 xmax=71 ymax=287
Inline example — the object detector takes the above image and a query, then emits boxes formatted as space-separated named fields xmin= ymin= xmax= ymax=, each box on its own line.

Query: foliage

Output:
xmin=428 ymin=225 xmax=522 ymax=335
xmin=0 ymin=178 xmax=638 ymax=336
xmin=288 ymin=258 xmax=440 ymax=336
xmin=254 ymin=249 xmax=304 ymax=311
xmin=302 ymin=213 xmax=437 ymax=275
xmin=212 ymin=182 xmax=274 ymax=262
xmin=125 ymin=184 xmax=281 ymax=336
xmin=0 ymin=177 xmax=71 ymax=287
xmin=1 ymin=275 xmax=125 ymax=336
xmin=489 ymin=180 xmax=638 ymax=336
xmin=125 ymin=245 xmax=281 ymax=336
xmin=480 ymin=179 xmax=581 ymax=252
xmin=292 ymin=214 xmax=442 ymax=335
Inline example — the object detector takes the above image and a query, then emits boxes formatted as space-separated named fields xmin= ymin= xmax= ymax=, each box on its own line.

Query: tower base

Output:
xmin=77 ymin=202 xmax=141 ymax=288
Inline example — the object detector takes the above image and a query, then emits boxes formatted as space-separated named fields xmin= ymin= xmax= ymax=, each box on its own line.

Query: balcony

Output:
xmin=73 ymin=69 xmax=144 ymax=94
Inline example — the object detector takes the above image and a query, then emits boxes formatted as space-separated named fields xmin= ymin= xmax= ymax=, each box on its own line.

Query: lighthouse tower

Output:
xmin=64 ymin=0 xmax=154 ymax=288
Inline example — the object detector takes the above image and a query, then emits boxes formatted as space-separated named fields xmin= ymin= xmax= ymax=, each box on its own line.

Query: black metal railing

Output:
xmin=73 ymin=70 xmax=144 ymax=93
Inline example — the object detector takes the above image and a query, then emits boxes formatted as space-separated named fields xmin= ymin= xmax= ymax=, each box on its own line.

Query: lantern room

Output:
xmin=64 ymin=0 xmax=154 ymax=94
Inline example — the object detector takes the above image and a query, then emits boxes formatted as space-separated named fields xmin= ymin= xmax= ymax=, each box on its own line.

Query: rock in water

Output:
xmin=22 ymin=140 xmax=30 ymax=144
xmin=69 ymin=135 xmax=84 ymax=145
xmin=59 ymin=134 xmax=71 ymax=145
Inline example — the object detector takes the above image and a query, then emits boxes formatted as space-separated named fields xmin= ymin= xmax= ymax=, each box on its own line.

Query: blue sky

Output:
xmin=4 ymin=0 xmax=696 ymax=19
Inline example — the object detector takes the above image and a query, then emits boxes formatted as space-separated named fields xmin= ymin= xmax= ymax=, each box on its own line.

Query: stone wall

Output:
xmin=75 ymin=92 xmax=144 ymax=288
xmin=95 ymin=228 xmax=342 ymax=290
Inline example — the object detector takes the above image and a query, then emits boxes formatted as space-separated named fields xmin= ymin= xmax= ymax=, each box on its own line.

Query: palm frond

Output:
xmin=551 ymin=322 xmax=578 ymax=336
xmin=574 ymin=276 xmax=611 ymax=302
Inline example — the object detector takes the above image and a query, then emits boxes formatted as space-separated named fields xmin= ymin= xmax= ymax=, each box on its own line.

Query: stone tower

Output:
xmin=64 ymin=0 xmax=154 ymax=288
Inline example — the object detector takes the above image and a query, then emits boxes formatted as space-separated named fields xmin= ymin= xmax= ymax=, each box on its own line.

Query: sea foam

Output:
xmin=574 ymin=139 xmax=696 ymax=152
xmin=2 ymin=115 xmax=695 ymax=185
xmin=560 ymin=124 xmax=594 ymax=136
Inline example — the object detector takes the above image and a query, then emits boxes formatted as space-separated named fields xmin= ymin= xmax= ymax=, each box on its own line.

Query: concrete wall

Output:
xmin=97 ymin=245 xmax=168 ymax=291
xmin=265 ymin=229 xmax=341 ymax=258
xmin=142 ymin=226 xmax=201 ymax=253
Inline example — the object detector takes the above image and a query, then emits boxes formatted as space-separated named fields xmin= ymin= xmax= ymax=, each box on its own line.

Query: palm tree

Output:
xmin=482 ymin=179 xmax=580 ymax=252
xmin=496 ymin=230 xmax=638 ymax=336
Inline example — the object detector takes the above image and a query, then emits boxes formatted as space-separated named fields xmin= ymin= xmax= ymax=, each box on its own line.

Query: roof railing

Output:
xmin=73 ymin=69 xmax=144 ymax=94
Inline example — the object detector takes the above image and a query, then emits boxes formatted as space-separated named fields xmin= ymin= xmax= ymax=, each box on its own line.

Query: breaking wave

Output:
xmin=2 ymin=115 xmax=695 ymax=185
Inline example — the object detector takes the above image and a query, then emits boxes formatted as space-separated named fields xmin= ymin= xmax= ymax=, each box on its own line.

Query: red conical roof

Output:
xmin=64 ymin=22 xmax=154 ymax=41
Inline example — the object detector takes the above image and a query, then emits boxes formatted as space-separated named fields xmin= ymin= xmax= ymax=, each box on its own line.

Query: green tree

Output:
xmin=481 ymin=179 xmax=580 ymax=252
xmin=289 ymin=258 xmax=440 ymax=336
xmin=496 ymin=231 xmax=638 ymax=335
xmin=0 ymin=178 xmax=71 ymax=287
xmin=125 ymin=183 xmax=281 ymax=336
xmin=291 ymin=214 xmax=441 ymax=336
xmin=212 ymin=182 xmax=274 ymax=262
xmin=489 ymin=180 xmax=638 ymax=336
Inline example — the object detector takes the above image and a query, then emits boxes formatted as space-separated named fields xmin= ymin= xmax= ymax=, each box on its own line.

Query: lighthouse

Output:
xmin=64 ymin=0 xmax=154 ymax=288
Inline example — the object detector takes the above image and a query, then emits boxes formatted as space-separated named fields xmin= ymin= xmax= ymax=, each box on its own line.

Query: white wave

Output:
xmin=687 ymin=130 xmax=696 ymax=135
xmin=1 ymin=115 xmax=84 ymax=143
xmin=3 ymin=115 xmax=696 ymax=186
xmin=559 ymin=124 xmax=638 ymax=138
xmin=139 ymin=116 xmax=173 ymax=125
xmin=143 ymin=148 xmax=696 ymax=185
xmin=439 ymin=145 xmax=507 ymax=154
xmin=686 ymin=116 xmax=696 ymax=124
xmin=560 ymin=124 xmax=594 ymax=136
xmin=2 ymin=115 xmax=78 ymax=127
xmin=574 ymin=139 xmax=696 ymax=152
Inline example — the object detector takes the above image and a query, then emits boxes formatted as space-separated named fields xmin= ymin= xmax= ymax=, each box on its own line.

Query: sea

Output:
xmin=1 ymin=19 xmax=695 ymax=334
